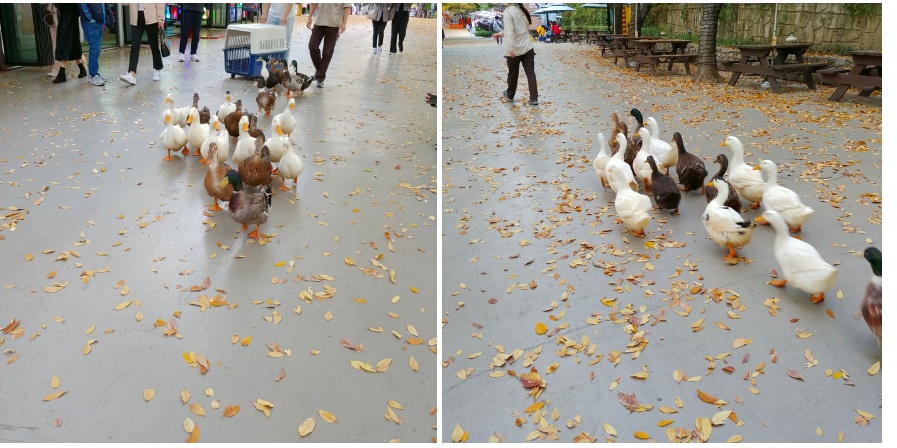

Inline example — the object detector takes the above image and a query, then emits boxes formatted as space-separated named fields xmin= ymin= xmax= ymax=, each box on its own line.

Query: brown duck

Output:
xmin=255 ymin=77 xmax=276 ymax=116
xmin=204 ymin=143 xmax=233 ymax=212
xmin=224 ymin=99 xmax=245 ymax=142
xmin=239 ymin=136 xmax=273 ymax=188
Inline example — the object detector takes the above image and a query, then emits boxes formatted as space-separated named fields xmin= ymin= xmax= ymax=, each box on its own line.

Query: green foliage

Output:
xmin=718 ymin=4 xmax=737 ymax=23
xmin=564 ymin=6 xmax=610 ymax=29
xmin=844 ymin=3 xmax=875 ymax=18
xmin=474 ymin=29 xmax=493 ymax=38
xmin=716 ymin=36 xmax=765 ymax=47
xmin=679 ymin=4 xmax=688 ymax=22
xmin=442 ymin=3 xmax=478 ymax=13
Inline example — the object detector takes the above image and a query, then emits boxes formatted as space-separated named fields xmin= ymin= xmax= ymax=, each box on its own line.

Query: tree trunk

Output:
xmin=694 ymin=3 xmax=724 ymax=83
xmin=635 ymin=4 xmax=654 ymax=36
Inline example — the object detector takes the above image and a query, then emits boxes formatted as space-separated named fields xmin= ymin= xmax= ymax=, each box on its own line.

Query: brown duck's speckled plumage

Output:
xmin=223 ymin=170 xmax=271 ymax=226
xmin=224 ymin=99 xmax=245 ymax=139
xmin=239 ymin=137 xmax=273 ymax=187
xmin=256 ymin=78 xmax=276 ymax=114
xmin=248 ymin=114 xmax=266 ymax=141
xmin=647 ymin=155 xmax=681 ymax=213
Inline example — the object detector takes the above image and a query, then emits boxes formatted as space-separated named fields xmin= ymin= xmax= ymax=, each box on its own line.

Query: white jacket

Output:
xmin=498 ymin=4 xmax=533 ymax=57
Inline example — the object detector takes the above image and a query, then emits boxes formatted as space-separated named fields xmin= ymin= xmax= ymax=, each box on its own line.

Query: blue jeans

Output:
xmin=266 ymin=14 xmax=294 ymax=61
xmin=80 ymin=19 xmax=104 ymax=77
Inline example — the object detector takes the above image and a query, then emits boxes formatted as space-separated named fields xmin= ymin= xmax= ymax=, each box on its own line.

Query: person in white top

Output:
xmin=261 ymin=3 xmax=297 ymax=61
xmin=493 ymin=3 xmax=538 ymax=105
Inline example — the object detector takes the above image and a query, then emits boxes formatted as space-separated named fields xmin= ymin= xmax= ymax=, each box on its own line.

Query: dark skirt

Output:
xmin=55 ymin=4 xmax=83 ymax=62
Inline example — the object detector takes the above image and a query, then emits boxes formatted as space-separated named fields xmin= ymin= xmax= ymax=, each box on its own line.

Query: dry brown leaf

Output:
xmin=51 ymin=374 xmax=60 ymax=389
xmin=376 ymin=358 xmax=392 ymax=373
xmin=181 ymin=388 xmax=191 ymax=404
xmin=190 ymin=403 xmax=206 ymax=417
xmin=183 ymin=418 xmax=195 ymax=434
xmin=410 ymin=355 xmax=419 ymax=372
xmin=697 ymin=389 xmax=717 ymax=404
xmin=318 ymin=410 xmax=337 ymax=423
xmin=223 ymin=405 xmax=240 ymax=418
xmin=241 ymin=335 xmax=252 ymax=346
xmin=786 ymin=369 xmax=805 ymax=381
xmin=298 ymin=417 xmax=316 ymax=437
xmin=144 ymin=389 xmax=155 ymax=402
xmin=42 ymin=391 xmax=67 ymax=401
xmin=186 ymin=425 xmax=199 ymax=443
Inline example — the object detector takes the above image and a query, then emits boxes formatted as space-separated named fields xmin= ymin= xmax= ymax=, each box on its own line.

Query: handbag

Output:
xmin=366 ymin=5 xmax=378 ymax=20
xmin=159 ymin=31 xmax=171 ymax=58
xmin=43 ymin=11 xmax=55 ymax=26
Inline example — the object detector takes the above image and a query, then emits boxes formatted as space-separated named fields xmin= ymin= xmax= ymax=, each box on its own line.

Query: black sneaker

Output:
xmin=316 ymin=81 xmax=324 ymax=88
xmin=502 ymin=89 xmax=513 ymax=102
xmin=528 ymin=99 xmax=539 ymax=106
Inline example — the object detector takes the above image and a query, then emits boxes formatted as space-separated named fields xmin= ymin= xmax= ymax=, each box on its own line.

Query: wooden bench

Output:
xmin=727 ymin=61 xmax=829 ymax=93
xmin=818 ymin=66 xmax=881 ymax=101
xmin=612 ymin=49 xmax=641 ymax=66
xmin=636 ymin=54 xmax=698 ymax=75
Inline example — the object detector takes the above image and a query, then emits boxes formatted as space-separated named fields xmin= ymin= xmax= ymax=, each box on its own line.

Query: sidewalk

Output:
xmin=0 ymin=16 xmax=436 ymax=443
xmin=441 ymin=38 xmax=881 ymax=443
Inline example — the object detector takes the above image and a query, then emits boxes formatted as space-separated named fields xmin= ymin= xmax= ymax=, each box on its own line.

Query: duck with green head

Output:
xmin=218 ymin=169 xmax=272 ymax=240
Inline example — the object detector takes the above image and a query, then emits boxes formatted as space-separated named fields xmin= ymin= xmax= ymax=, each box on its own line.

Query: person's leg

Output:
xmin=48 ymin=23 xmax=58 ymax=74
xmin=146 ymin=24 xmax=163 ymax=71
xmin=282 ymin=13 xmax=294 ymax=62
xmin=128 ymin=13 xmax=146 ymax=75
xmin=189 ymin=10 xmax=202 ymax=57
xmin=308 ymin=25 xmax=325 ymax=79
xmin=318 ymin=26 xmax=339 ymax=82
xmin=398 ymin=13 xmax=408 ymax=52
xmin=377 ymin=21 xmax=386 ymax=48
xmin=521 ymin=49 xmax=538 ymax=102
xmin=83 ymin=20 xmax=101 ymax=78
xmin=506 ymin=56 xmax=520 ymax=99
xmin=67 ymin=13 xmax=86 ymax=77
xmin=178 ymin=10 xmax=191 ymax=56
xmin=371 ymin=20 xmax=378 ymax=49
xmin=389 ymin=19 xmax=399 ymax=53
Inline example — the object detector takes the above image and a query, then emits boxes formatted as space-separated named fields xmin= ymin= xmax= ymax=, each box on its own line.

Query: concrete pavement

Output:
xmin=0 ymin=16 xmax=437 ymax=443
xmin=441 ymin=31 xmax=882 ymax=443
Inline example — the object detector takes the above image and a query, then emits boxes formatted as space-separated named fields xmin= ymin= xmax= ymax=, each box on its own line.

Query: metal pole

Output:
xmin=634 ymin=3 xmax=638 ymax=37
xmin=117 ymin=4 xmax=125 ymax=47
xmin=772 ymin=4 xmax=778 ymax=40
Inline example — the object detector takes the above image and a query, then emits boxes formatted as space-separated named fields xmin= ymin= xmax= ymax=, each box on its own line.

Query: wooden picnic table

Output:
xmin=593 ymin=33 xmax=626 ymax=56
xmin=630 ymin=39 xmax=696 ymax=75
xmin=818 ymin=51 xmax=881 ymax=102
xmin=721 ymin=43 xmax=829 ymax=93
xmin=610 ymin=36 xmax=659 ymax=66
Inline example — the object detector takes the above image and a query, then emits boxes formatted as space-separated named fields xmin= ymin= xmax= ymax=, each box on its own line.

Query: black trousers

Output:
xmin=55 ymin=7 xmax=83 ymax=62
xmin=178 ymin=10 xmax=202 ymax=55
xmin=309 ymin=25 xmax=340 ymax=81
xmin=129 ymin=11 xmax=163 ymax=73
xmin=388 ymin=11 xmax=410 ymax=53
xmin=506 ymin=49 xmax=538 ymax=101
xmin=371 ymin=20 xmax=387 ymax=48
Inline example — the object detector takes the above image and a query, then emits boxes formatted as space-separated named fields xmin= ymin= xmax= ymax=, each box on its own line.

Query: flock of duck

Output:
xmin=158 ymin=58 xmax=312 ymax=240
xmin=591 ymin=109 xmax=881 ymax=348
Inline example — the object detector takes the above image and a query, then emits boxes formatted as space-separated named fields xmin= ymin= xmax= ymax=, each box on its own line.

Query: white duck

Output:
xmin=266 ymin=116 xmax=287 ymax=173
xmin=592 ymin=132 xmax=612 ymax=189
xmin=164 ymin=93 xmax=191 ymax=129
xmin=720 ymin=136 xmax=764 ymax=209
xmin=217 ymin=91 xmax=236 ymax=123
xmin=606 ymin=133 xmax=639 ymax=193
xmin=277 ymin=137 xmax=304 ymax=192
xmin=275 ymin=97 xmax=297 ymax=138
xmin=763 ymin=209 xmax=838 ymax=303
xmin=160 ymin=109 xmax=187 ymax=161
xmin=702 ymin=178 xmax=754 ymax=264
xmin=232 ymin=116 xmax=256 ymax=168
xmin=607 ymin=165 xmax=652 ymax=237
xmin=185 ymin=108 xmax=210 ymax=158
xmin=201 ymin=116 xmax=230 ymax=165
xmin=754 ymin=160 xmax=814 ymax=232
xmin=633 ymin=128 xmax=655 ymax=191
xmin=644 ymin=117 xmax=676 ymax=173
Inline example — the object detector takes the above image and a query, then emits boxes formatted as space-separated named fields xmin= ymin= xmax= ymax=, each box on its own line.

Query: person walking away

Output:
xmin=368 ymin=4 xmax=394 ymax=55
xmin=493 ymin=3 xmax=538 ymax=106
xmin=120 ymin=3 xmax=166 ymax=85
xmin=52 ymin=4 xmax=87 ymax=83
xmin=306 ymin=3 xmax=351 ymax=88
xmin=178 ymin=3 xmax=204 ymax=62
xmin=79 ymin=3 xmax=113 ymax=86
xmin=388 ymin=3 xmax=411 ymax=54
xmin=261 ymin=3 xmax=296 ymax=61
xmin=492 ymin=15 xmax=503 ymax=45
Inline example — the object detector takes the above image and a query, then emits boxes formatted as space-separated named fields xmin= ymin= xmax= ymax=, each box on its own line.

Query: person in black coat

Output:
xmin=52 ymin=4 xmax=86 ymax=83
xmin=388 ymin=3 xmax=411 ymax=54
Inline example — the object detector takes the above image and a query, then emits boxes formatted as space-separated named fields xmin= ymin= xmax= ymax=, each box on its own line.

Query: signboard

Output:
xmin=622 ymin=5 xmax=630 ymax=34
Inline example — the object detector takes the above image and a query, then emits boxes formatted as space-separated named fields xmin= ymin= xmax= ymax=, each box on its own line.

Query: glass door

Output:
xmin=0 ymin=4 xmax=54 ymax=66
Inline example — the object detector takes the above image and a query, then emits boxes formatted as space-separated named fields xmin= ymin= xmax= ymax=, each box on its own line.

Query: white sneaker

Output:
xmin=152 ymin=70 xmax=161 ymax=81
xmin=191 ymin=54 xmax=200 ymax=62
xmin=89 ymin=75 xmax=105 ymax=86
xmin=119 ymin=72 xmax=137 ymax=85
xmin=373 ymin=48 xmax=377 ymax=54
xmin=48 ymin=71 xmax=58 ymax=77
xmin=178 ymin=53 xmax=186 ymax=62
xmin=377 ymin=47 xmax=383 ymax=53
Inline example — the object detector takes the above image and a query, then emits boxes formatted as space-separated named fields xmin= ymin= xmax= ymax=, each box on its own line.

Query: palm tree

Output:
xmin=694 ymin=3 xmax=724 ymax=83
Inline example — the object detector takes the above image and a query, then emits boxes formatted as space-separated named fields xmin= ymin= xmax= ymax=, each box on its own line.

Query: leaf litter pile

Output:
xmin=441 ymin=38 xmax=880 ymax=443
xmin=0 ymin=16 xmax=436 ymax=442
